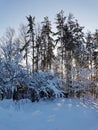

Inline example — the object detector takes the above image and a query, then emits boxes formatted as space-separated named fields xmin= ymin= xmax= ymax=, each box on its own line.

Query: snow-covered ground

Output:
xmin=0 ymin=98 xmax=98 ymax=130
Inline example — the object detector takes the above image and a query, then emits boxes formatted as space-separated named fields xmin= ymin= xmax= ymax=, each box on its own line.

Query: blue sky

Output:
xmin=0 ymin=0 xmax=98 ymax=36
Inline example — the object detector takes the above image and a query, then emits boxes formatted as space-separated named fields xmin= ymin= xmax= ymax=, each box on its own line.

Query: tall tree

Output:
xmin=41 ymin=16 xmax=55 ymax=70
xmin=27 ymin=15 xmax=35 ymax=73
xmin=65 ymin=14 xmax=84 ymax=92
xmin=35 ymin=25 xmax=42 ymax=71
xmin=55 ymin=11 xmax=84 ymax=92
xmin=93 ymin=30 xmax=98 ymax=82
xmin=55 ymin=10 xmax=66 ymax=78
xmin=85 ymin=32 xmax=95 ymax=80
xmin=19 ymin=24 xmax=30 ymax=72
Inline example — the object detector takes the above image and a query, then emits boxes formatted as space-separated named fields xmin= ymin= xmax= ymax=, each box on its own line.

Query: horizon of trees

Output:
xmin=0 ymin=10 xmax=98 ymax=100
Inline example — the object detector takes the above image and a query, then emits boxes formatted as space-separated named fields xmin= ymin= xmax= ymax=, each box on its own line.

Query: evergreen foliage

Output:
xmin=0 ymin=10 xmax=98 ymax=101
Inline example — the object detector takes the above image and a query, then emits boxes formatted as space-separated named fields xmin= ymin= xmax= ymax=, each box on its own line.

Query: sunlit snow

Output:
xmin=0 ymin=99 xmax=98 ymax=130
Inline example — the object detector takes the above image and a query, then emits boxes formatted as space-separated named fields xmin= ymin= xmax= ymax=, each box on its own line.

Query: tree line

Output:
xmin=0 ymin=10 xmax=98 ymax=100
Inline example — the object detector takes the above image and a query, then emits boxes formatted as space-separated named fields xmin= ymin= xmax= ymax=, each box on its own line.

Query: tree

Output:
xmin=55 ymin=11 xmax=84 ymax=92
xmin=93 ymin=30 xmax=98 ymax=82
xmin=26 ymin=15 xmax=35 ymax=73
xmin=0 ymin=28 xmax=15 ymax=62
xmin=55 ymin=10 xmax=66 ymax=78
xmin=65 ymin=14 xmax=84 ymax=92
xmin=85 ymin=32 xmax=95 ymax=80
xmin=19 ymin=24 xmax=30 ymax=72
xmin=93 ymin=29 xmax=98 ymax=48
xmin=0 ymin=28 xmax=24 ymax=99
xmin=40 ymin=16 xmax=55 ymax=71
xmin=35 ymin=25 xmax=41 ymax=71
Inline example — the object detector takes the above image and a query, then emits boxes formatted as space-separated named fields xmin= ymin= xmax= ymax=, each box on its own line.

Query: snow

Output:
xmin=0 ymin=99 xmax=98 ymax=130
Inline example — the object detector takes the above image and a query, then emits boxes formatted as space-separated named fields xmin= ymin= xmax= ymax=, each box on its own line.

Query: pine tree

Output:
xmin=55 ymin=10 xmax=66 ymax=78
xmin=93 ymin=30 xmax=98 ymax=82
xmin=26 ymin=15 xmax=35 ymax=73
xmin=35 ymin=26 xmax=41 ymax=71
xmin=41 ymin=16 xmax=55 ymax=71
xmin=85 ymin=32 xmax=95 ymax=80
xmin=65 ymin=14 xmax=84 ymax=92
xmin=55 ymin=11 xmax=84 ymax=93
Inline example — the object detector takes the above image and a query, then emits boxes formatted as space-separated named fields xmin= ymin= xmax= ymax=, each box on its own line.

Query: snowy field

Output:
xmin=0 ymin=98 xmax=98 ymax=130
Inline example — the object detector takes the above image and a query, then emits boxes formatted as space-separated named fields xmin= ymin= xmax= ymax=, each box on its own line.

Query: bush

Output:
xmin=28 ymin=71 xmax=64 ymax=100
xmin=0 ymin=69 xmax=64 ymax=101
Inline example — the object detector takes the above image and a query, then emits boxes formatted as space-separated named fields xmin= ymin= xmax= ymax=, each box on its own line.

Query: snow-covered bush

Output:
xmin=28 ymin=71 xmax=64 ymax=100
xmin=11 ymin=71 xmax=65 ymax=101
xmin=0 ymin=60 xmax=29 ymax=100
xmin=0 ymin=63 xmax=64 ymax=101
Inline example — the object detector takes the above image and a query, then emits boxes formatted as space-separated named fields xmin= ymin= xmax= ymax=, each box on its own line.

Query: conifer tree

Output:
xmin=41 ymin=16 xmax=55 ymax=70
xmin=93 ymin=30 xmax=98 ymax=82
xmin=27 ymin=15 xmax=35 ymax=73
xmin=85 ymin=32 xmax=95 ymax=80
xmin=55 ymin=11 xmax=84 ymax=92
xmin=65 ymin=14 xmax=84 ymax=92
xmin=55 ymin=10 xmax=66 ymax=78
xmin=35 ymin=27 xmax=41 ymax=71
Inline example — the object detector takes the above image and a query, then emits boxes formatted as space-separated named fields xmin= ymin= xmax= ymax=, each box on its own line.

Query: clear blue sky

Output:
xmin=0 ymin=0 xmax=98 ymax=36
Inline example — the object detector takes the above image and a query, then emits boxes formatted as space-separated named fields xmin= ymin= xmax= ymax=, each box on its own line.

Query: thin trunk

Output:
xmin=32 ymin=35 xmax=35 ymax=73
xmin=65 ymin=51 xmax=72 ymax=93
xmin=36 ymin=44 xmax=39 ymax=71
xmin=25 ymin=48 xmax=29 ymax=72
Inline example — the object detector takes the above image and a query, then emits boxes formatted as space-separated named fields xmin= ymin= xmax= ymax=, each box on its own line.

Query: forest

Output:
xmin=0 ymin=10 xmax=98 ymax=101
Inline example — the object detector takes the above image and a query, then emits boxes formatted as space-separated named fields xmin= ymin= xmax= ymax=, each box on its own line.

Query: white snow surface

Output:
xmin=0 ymin=98 xmax=98 ymax=130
